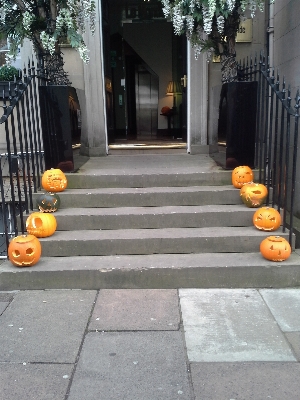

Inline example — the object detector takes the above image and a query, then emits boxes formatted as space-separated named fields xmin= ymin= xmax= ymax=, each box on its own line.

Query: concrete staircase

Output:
xmin=1 ymin=154 xmax=300 ymax=290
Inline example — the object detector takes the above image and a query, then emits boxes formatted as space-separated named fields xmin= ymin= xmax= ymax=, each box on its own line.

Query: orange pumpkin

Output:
xmin=253 ymin=207 xmax=281 ymax=231
xmin=260 ymin=236 xmax=291 ymax=261
xmin=42 ymin=168 xmax=67 ymax=192
xmin=26 ymin=212 xmax=57 ymax=238
xmin=8 ymin=234 xmax=41 ymax=267
xmin=240 ymin=182 xmax=268 ymax=208
xmin=232 ymin=166 xmax=254 ymax=188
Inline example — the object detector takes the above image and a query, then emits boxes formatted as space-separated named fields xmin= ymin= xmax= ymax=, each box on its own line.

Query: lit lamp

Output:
xmin=164 ymin=81 xmax=182 ymax=138
xmin=166 ymin=80 xmax=182 ymax=110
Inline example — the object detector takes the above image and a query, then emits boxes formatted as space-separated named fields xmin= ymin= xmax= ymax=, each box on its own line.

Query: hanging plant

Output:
xmin=26 ymin=212 xmax=57 ymax=238
xmin=160 ymin=0 xmax=270 ymax=83
xmin=8 ymin=234 xmax=42 ymax=267
xmin=240 ymin=182 xmax=268 ymax=208
xmin=260 ymin=236 xmax=291 ymax=262
xmin=42 ymin=168 xmax=67 ymax=192
xmin=253 ymin=207 xmax=281 ymax=231
xmin=232 ymin=165 xmax=253 ymax=188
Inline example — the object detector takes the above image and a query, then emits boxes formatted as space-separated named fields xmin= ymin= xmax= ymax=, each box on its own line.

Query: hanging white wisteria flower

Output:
xmin=217 ymin=15 xmax=225 ymax=34
xmin=0 ymin=0 xmax=96 ymax=65
xmin=23 ymin=12 xmax=34 ymax=32
xmin=40 ymin=31 xmax=56 ymax=55
xmin=160 ymin=0 xmax=273 ymax=58
xmin=160 ymin=0 xmax=275 ymax=82
xmin=78 ymin=44 xmax=90 ymax=63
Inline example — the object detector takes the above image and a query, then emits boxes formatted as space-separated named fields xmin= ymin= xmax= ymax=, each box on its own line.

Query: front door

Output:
xmin=103 ymin=0 xmax=187 ymax=144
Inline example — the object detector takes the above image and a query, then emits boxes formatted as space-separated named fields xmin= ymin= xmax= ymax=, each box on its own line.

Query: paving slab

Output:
xmin=0 ymin=302 xmax=9 ymax=315
xmin=68 ymin=331 xmax=192 ymax=400
xmin=191 ymin=362 xmax=300 ymax=400
xmin=0 ymin=363 xmax=73 ymax=400
xmin=260 ymin=288 xmax=300 ymax=331
xmin=285 ymin=332 xmax=300 ymax=360
xmin=179 ymin=289 xmax=296 ymax=362
xmin=0 ymin=290 xmax=96 ymax=363
xmin=89 ymin=289 xmax=180 ymax=331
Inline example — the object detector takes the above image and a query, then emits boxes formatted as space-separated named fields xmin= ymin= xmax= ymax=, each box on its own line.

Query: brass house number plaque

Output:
xmin=236 ymin=19 xmax=253 ymax=42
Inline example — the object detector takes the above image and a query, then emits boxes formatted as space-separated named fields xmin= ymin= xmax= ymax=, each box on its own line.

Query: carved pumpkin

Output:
xmin=36 ymin=192 xmax=61 ymax=213
xmin=240 ymin=182 xmax=268 ymax=208
xmin=26 ymin=212 xmax=57 ymax=238
xmin=260 ymin=236 xmax=291 ymax=261
xmin=232 ymin=166 xmax=253 ymax=189
xmin=253 ymin=207 xmax=281 ymax=231
xmin=8 ymin=234 xmax=41 ymax=267
xmin=42 ymin=168 xmax=67 ymax=192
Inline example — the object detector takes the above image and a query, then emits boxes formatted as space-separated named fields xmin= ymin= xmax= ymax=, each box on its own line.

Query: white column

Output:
xmin=80 ymin=0 xmax=108 ymax=157
xmin=187 ymin=42 xmax=209 ymax=154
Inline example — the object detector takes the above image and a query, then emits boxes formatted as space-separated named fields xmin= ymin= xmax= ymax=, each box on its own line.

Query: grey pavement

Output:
xmin=1 ymin=288 xmax=300 ymax=400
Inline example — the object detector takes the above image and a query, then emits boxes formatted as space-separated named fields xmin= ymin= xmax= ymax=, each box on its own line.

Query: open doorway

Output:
xmin=102 ymin=0 xmax=187 ymax=146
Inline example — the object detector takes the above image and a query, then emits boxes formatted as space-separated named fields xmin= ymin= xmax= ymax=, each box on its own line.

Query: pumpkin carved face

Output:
xmin=232 ymin=166 xmax=253 ymax=189
xmin=240 ymin=182 xmax=268 ymax=208
xmin=42 ymin=169 xmax=67 ymax=192
xmin=26 ymin=212 xmax=57 ymax=238
xmin=8 ymin=234 xmax=41 ymax=267
xmin=36 ymin=192 xmax=60 ymax=212
xmin=260 ymin=236 xmax=291 ymax=261
xmin=253 ymin=207 xmax=281 ymax=231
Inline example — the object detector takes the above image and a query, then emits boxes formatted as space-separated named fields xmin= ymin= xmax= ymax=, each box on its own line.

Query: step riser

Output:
xmin=2 ymin=265 xmax=300 ymax=290
xmin=40 ymin=236 xmax=288 ymax=257
xmin=51 ymin=211 xmax=253 ymax=230
xmin=46 ymin=192 xmax=241 ymax=208
xmin=66 ymin=172 xmax=232 ymax=189
xmin=2 ymin=252 xmax=300 ymax=290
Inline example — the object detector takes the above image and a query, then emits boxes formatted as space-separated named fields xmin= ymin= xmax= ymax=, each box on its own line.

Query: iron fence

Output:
xmin=0 ymin=61 xmax=45 ymax=257
xmin=238 ymin=54 xmax=300 ymax=245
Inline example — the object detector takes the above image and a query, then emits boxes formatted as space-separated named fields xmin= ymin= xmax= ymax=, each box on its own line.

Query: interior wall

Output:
xmin=122 ymin=22 xmax=173 ymax=130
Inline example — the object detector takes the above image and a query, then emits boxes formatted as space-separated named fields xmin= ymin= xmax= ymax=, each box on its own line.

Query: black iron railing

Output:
xmin=0 ymin=61 xmax=45 ymax=257
xmin=238 ymin=54 xmax=300 ymax=245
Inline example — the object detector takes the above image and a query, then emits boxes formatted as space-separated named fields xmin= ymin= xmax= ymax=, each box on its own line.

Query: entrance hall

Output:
xmin=103 ymin=0 xmax=187 ymax=148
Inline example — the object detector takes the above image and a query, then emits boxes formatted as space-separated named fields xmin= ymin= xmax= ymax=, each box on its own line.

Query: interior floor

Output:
xmin=109 ymin=139 xmax=187 ymax=149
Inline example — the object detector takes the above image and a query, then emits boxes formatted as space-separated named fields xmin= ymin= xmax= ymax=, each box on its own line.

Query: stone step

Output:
xmin=66 ymin=170 xmax=233 ymax=189
xmin=37 ymin=227 xmax=293 ymax=257
xmin=36 ymin=186 xmax=241 ymax=208
xmin=1 ymin=251 xmax=300 ymax=290
xmin=45 ymin=205 xmax=255 ymax=231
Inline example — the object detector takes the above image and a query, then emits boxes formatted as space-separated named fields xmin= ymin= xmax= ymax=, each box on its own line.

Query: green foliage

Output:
xmin=0 ymin=0 xmax=95 ymax=64
xmin=0 ymin=65 xmax=20 ymax=81
xmin=160 ymin=0 xmax=272 ymax=58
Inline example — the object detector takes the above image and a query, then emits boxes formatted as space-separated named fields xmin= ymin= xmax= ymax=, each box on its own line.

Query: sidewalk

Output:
xmin=1 ymin=288 xmax=300 ymax=400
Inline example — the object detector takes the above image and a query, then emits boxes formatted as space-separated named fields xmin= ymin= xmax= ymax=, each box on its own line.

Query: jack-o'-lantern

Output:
xmin=26 ymin=212 xmax=57 ymax=238
xmin=8 ymin=234 xmax=41 ymax=267
xmin=253 ymin=207 xmax=281 ymax=231
xmin=42 ymin=168 xmax=67 ymax=192
xmin=36 ymin=192 xmax=60 ymax=212
xmin=260 ymin=236 xmax=291 ymax=261
xmin=232 ymin=166 xmax=253 ymax=189
xmin=240 ymin=182 xmax=268 ymax=208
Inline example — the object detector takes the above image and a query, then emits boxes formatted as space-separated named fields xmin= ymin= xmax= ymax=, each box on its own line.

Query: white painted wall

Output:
xmin=273 ymin=0 xmax=300 ymax=93
xmin=273 ymin=0 xmax=300 ymax=217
